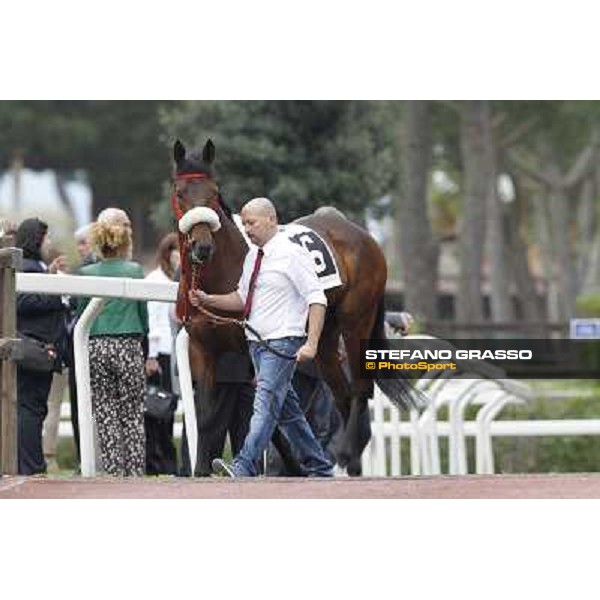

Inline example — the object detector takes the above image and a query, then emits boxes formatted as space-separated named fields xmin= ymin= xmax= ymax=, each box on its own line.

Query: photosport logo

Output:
xmin=360 ymin=338 xmax=600 ymax=380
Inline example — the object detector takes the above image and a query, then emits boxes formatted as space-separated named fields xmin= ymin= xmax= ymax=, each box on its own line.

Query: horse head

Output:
xmin=172 ymin=138 xmax=225 ymax=265
xmin=171 ymin=139 xmax=246 ymax=322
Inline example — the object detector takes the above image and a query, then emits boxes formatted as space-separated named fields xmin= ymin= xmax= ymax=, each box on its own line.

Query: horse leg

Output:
xmin=270 ymin=428 xmax=305 ymax=476
xmin=179 ymin=377 xmax=218 ymax=477
xmin=337 ymin=310 xmax=381 ymax=476
xmin=193 ymin=378 xmax=221 ymax=476
xmin=185 ymin=344 xmax=224 ymax=477
xmin=316 ymin=322 xmax=354 ymax=468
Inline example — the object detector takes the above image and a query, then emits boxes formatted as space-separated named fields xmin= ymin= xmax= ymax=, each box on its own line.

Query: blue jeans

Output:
xmin=232 ymin=337 xmax=334 ymax=477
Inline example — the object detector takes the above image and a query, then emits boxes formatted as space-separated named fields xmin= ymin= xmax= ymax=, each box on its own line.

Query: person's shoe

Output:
xmin=212 ymin=458 xmax=236 ymax=478
xmin=307 ymin=470 xmax=334 ymax=478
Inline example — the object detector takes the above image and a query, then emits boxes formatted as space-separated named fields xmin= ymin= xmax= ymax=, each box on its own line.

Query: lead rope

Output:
xmin=192 ymin=303 xmax=297 ymax=360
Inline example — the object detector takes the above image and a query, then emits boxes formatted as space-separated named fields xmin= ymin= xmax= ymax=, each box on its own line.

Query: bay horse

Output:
xmin=171 ymin=138 xmax=418 ymax=475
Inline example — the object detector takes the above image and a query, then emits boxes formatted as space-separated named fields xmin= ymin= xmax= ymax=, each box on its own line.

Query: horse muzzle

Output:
xmin=190 ymin=240 xmax=215 ymax=264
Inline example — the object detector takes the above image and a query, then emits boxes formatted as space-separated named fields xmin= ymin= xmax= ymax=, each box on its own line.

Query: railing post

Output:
xmin=176 ymin=328 xmax=198 ymax=475
xmin=0 ymin=240 xmax=22 ymax=475
xmin=74 ymin=297 xmax=106 ymax=477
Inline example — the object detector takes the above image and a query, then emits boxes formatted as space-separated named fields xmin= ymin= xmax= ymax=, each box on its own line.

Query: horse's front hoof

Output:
xmin=336 ymin=450 xmax=350 ymax=468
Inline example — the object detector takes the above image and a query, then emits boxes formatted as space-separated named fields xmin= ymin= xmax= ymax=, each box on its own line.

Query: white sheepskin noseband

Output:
xmin=178 ymin=207 xmax=221 ymax=234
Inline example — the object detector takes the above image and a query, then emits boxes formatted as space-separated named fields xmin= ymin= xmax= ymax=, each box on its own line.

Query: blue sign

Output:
xmin=570 ymin=319 xmax=600 ymax=339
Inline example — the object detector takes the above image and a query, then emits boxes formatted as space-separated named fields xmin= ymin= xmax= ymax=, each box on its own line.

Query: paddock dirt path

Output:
xmin=2 ymin=473 xmax=600 ymax=498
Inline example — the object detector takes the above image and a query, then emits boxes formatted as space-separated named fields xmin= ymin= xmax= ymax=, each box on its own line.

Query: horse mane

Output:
xmin=313 ymin=206 xmax=347 ymax=220
xmin=217 ymin=193 xmax=234 ymax=221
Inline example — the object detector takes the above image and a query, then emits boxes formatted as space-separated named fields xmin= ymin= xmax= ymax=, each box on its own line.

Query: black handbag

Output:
xmin=144 ymin=384 xmax=179 ymax=420
xmin=15 ymin=334 xmax=58 ymax=373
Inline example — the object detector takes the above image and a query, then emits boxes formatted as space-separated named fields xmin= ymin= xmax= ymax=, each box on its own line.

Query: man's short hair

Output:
xmin=74 ymin=223 xmax=93 ymax=242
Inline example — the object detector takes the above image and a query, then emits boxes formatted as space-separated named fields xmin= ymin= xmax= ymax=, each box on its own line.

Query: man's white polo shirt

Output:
xmin=237 ymin=231 xmax=327 ymax=341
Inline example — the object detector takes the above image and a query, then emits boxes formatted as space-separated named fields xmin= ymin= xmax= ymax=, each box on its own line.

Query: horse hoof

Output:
xmin=337 ymin=451 xmax=350 ymax=468
xmin=333 ymin=464 xmax=349 ymax=477
xmin=347 ymin=458 xmax=363 ymax=477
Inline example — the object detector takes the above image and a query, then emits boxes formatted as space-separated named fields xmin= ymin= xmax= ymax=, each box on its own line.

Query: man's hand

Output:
xmin=188 ymin=289 xmax=244 ymax=313
xmin=48 ymin=255 xmax=67 ymax=274
xmin=189 ymin=289 xmax=210 ymax=308
xmin=145 ymin=357 xmax=162 ymax=376
xmin=398 ymin=312 xmax=414 ymax=336
xmin=296 ymin=342 xmax=317 ymax=363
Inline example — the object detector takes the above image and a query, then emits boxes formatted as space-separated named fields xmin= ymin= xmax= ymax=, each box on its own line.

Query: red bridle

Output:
xmin=170 ymin=172 xmax=211 ymax=221
xmin=170 ymin=172 xmax=219 ymax=323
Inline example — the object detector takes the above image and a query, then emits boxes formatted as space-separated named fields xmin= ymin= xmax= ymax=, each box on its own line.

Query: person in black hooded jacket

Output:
xmin=15 ymin=218 xmax=68 ymax=475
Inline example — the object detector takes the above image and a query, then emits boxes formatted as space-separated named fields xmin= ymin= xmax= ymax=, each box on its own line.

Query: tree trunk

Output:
xmin=397 ymin=101 xmax=439 ymax=323
xmin=506 ymin=175 xmax=546 ymax=332
xmin=546 ymin=157 xmax=577 ymax=321
xmin=581 ymin=228 xmax=600 ymax=296
xmin=511 ymin=138 xmax=598 ymax=323
xmin=131 ymin=202 xmax=147 ymax=256
xmin=483 ymin=105 xmax=514 ymax=324
xmin=456 ymin=101 xmax=488 ymax=327
xmin=11 ymin=154 xmax=23 ymax=214
xmin=576 ymin=177 xmax=597 ymax=295
xmin=533 ymin=193 xmax=560 ymax=323
xmin=54 ymin=171 xmax=76 ymax=226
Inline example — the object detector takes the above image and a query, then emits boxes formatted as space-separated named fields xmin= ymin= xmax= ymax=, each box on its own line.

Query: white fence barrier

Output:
xmin=361 ymin=385 xmax=600 ymax=476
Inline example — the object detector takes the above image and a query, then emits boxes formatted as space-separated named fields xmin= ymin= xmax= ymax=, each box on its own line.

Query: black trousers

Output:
xmin=66 ymin=333 xmax=81 ymax=465
xmin=180 ymin=381 xmax=255 ymax=477
xmin=145 ymin=353 xmax=178 ymax=475
xmin=17 ymin=367 xmax=53 ymax=475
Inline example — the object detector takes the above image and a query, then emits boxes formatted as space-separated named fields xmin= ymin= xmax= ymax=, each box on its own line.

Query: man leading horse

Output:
xmin=190 ymin=197 xmax=333 ymax=477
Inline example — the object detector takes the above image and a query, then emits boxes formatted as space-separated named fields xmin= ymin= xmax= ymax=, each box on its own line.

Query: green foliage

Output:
xmin=56 ymin=437 xmax=79 ymax=471
xmin=576 ymin=294 xmax=600 ymax=317
xmin=0 ymin=101 xmax=98 ymax=170
xmin=0 ymin=100 xmax=174 ymax=233
xmin=493 ymin=386 xmax=600 ymax=473
xmin=493 ymin=101 xmax=600 ymax=170
xmin=81 ymin=101 xmax=172 ymax=210
xmin=159 ymin=100 xmax=400 ymax=222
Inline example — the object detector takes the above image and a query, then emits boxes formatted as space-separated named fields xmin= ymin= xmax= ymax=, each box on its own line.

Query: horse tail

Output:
xmin=369 ymin=298 xmax=426 ymax=411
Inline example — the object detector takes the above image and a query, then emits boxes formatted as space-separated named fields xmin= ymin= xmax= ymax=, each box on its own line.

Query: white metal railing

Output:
xmin=16 ymin=272 xmax=198 ymax=477
xmin=16 ymin=272 xmax=178 ymax=302
xmin=361 ymin=386 xmax=600 ymax=476
xmin=73 ymin=297 xmax=105 ymax=476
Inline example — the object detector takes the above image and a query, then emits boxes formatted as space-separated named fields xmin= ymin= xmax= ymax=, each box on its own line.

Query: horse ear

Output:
xmin=173 ymin=139 xmax=186 ymax=165
xmin=203 ymin=139 xmax=216 ymax=165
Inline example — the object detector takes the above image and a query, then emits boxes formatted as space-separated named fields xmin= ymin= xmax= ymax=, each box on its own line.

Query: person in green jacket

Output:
xmin=78 ymin=208 xmax=148 ymax=477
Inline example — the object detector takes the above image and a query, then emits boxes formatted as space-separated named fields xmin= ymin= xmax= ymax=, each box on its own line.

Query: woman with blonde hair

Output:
xmin=78 ymin=208 xmax=148 ymax=477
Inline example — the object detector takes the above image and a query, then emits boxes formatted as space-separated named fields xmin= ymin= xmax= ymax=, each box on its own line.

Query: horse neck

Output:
xmin=203 ymin=206 xmax=248 ymax=292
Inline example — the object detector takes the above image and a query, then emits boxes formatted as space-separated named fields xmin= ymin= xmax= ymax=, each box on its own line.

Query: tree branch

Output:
xmin=499 ymin=117 xmax=538 ymax=149
xmin=491 ymin=111 xmax=506 ymax=131
xmin=505 ymin=152 xmax=557 ymax=188
xmin=563 ymin=143 xmax=597 ymax=189
xmin=441 ymin=100 xmax=462 ymax=115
